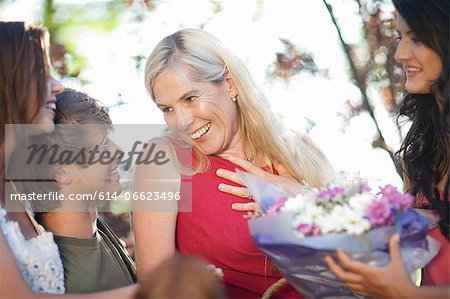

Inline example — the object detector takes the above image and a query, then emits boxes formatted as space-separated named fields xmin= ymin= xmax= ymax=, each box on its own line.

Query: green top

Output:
xmin=54 ymin=219 xmax=136 ymax=293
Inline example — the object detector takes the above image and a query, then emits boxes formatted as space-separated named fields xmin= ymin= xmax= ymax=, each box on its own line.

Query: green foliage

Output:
xmin=42 ymin=0 xmax=128 ymax=80
xmin=0 ymin=0 xmax=14 ymax=7
xmin=51 ymin=0 xmax=126 ymax=33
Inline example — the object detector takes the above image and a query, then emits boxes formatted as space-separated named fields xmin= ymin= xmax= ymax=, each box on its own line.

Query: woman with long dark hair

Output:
xmin=325 ymin=0 xmax=449 ymax=297
xmin=1 ymin=21 xmax=136 ymax=298
xmin=1 ymin=21 xmax=66 ymax=296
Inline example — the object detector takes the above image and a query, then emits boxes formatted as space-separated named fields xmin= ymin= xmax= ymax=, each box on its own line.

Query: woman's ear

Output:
xmin=225 ymin=68 xmax=238 ymax=98
xmin=54 ymin=165 xmax=71 ymax=185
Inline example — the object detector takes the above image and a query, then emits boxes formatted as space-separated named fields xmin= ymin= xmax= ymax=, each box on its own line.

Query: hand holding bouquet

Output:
xmin=238 ymin=171 xmax=440 ymax=299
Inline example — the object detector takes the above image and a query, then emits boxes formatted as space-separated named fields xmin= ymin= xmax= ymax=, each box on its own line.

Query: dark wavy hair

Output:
xmin=393 ymin=0 xmax=449 ymax=239
xmin=0 ymin=22 xmax=50 ymax=198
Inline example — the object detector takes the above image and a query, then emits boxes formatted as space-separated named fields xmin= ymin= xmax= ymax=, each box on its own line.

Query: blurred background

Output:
xmin=1 ymin=0 xmax=409 ymax=256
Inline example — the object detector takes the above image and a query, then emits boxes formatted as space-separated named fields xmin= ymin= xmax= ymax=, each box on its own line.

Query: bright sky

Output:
xmin=0 ymin=0 xmax=403 ymax=189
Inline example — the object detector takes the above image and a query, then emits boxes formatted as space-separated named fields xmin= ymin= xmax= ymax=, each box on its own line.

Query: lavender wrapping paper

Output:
xmin=249 ymin=212 xmax=440 ymax=299
xmin=237 ymin=171 xmax=440 ymax=299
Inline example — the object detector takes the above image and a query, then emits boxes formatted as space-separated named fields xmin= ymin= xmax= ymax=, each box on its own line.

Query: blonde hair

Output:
xmin=145 ymin=28 xmax=334 ymax=187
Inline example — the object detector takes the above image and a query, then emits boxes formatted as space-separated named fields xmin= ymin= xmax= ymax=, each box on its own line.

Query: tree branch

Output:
xmin=321 ymin=0 xmax=403 ymax=178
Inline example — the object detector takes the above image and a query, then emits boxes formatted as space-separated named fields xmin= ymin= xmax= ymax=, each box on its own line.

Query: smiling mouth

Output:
xmin=45 ymin=102 xmax=56 ymax=110
xmin=191 ymin=122 xmax=211 ymax=140
xmin=405 ymin=66 xmax=422 ymax=74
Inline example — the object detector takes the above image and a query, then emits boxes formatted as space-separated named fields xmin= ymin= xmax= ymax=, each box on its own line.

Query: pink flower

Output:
xmin=317 ymin=187 xmax=345 ymax=200
xmin=267 ymin=196 xmax=288 ymax=215
xmin=359 ymin=182 xmax=371 ymax=193
xmin=296 ymin=224 xmax=321 ymax=236
xmin=366 ymin=198 xmax=394 ymax=228
xmin=379 ymin=184 xmax=413 ymax=212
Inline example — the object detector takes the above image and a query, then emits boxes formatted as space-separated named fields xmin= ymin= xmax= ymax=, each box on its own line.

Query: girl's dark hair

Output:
xmin=0 ymin=22 xmax=50 ymax=198
xmin=393 ymin=0 xmax=449 ymax=239
xmin=0 ymin=22 xmax=50 ymax=126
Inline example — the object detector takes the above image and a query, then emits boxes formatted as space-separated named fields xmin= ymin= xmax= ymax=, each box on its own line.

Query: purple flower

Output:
xmin=267 ymin=196 xmax=288 ymax=215
xmin=359 ymin=182 xmax=372 ymax=193
xmin=296 ymin=224 xmax=321 ymax=236
xmin=379 ymin=184 xmax=401 ymax=198
xmin=379 ymin=184 xmax=413 ymax=212
xmin=397 ymin=193 xmax=414 ymax=212
xmin=366 ymin=198 xmax=394 ymax=228
xmin=317 ymin=187 xmax=345 ymax=200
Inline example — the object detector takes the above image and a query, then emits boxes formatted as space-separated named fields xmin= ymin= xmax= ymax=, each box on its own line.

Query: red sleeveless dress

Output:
xmin=176 ymin=155 xmax=302 ymax=298
xmin=424 ymin=226 xmax=449 ymax=286
xmin=416 ymin=193 xmax=449 ymax=286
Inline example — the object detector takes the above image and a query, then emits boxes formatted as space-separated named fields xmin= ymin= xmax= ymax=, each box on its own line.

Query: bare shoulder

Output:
xmin=0 ymin=231 xmax=35 ymax=298
xmin=131 ymin=138 xmax=180 ymax=277
xmin=134 ymin=137 xmax=181 ymax=177
xmin=132 ymin=137 xmax=181 ymax=212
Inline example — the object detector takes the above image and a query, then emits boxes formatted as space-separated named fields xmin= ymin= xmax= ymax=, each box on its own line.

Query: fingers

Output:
xmin=324 ymin=255 xmax=341 ymax=275
xmin=335 ymin=250 xmax=374 ymax=277
xmin=218 ymin=183 xmax=252 ymax=199
xmin=226 ymin=156 xmax=264 ymax=177
xmin=324 ymin=255 xmax=365 ymax=284
xmin=216 ymin=169 xmax=244 ymax=185
xmin=231 ymin=202 xmax=261 ymax=212
xmin=345 ymin=284 xmax=369 ymax=297
xmin=325 ymin=255 xmax=370 ymax=297
xmin=223 ymin=155 xmax=302 ymax=195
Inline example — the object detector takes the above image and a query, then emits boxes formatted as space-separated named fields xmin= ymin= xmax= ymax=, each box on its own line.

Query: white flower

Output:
xmin=347 ymin=218 xmax=371 ymax=235
xmin=282 ymin=196 xmax=305 ymax=212
xmin=292 ymin=213 xmax=313 ymax=227
xmin=343 ymin=183 xmax=363 ymax=197
xmin=304 ymin=203 xmax=325 ymax=221
xmin=341 ymin=206 xmax=371 ymax=235
xmin=280 ymin=180 xmax=383 ymax=237
xmin=323 ymin=205 xmax=346 ymax=233
xmin=348 ymin=193 xmax=373 ymax=214
xmin=315 ymin=213 xmax=337 ymax=234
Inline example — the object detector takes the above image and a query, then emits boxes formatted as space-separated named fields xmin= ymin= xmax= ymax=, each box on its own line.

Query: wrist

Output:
xmin=403 ymin=284 xmax=420 ymax=299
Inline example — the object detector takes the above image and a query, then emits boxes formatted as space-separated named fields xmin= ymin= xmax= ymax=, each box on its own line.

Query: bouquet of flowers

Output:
xmin=238 ymin=171 xmax=440 ymax=299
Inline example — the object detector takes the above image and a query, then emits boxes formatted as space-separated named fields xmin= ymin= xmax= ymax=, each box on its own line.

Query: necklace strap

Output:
xmin=7 ymin=179 xmax=45 ymax=235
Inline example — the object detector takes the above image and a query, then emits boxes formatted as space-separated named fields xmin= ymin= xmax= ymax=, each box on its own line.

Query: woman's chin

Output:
xmin=405 ymin=82 xmax=431 ymax=95
xmin=34 ymin=122 xmax=55 ymax=135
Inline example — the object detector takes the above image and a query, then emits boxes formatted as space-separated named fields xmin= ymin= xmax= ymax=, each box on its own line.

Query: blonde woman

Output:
xmin=134 ymin=28 xmax=335 ymax=298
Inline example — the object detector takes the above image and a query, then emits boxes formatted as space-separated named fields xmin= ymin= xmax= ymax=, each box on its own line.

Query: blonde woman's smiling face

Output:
xmin=152 ymin=65 xmax=244 ymax=157
xmin=394 ymin=13 xmax=443 ymax=94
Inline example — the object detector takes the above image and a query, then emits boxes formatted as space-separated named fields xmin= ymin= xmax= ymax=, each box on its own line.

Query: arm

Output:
xmin=0 ymin=231 xmax=138 ymax=299
xmin=407 ymin=287 xmax=450 ymax=299
xmin=324 ymin=234 xmax=450 ymax=299
xmin=0 ymin=230 xmax=39 ymax=298
xmin=132 ymin=139 xmax=180 ymax=280
xmin=133 ymin=211 xmax=177 ymax=280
